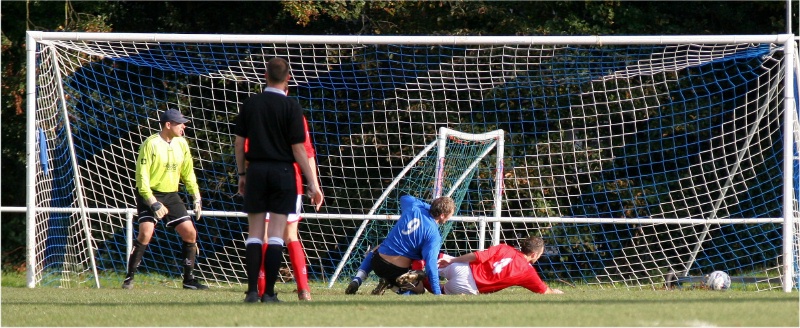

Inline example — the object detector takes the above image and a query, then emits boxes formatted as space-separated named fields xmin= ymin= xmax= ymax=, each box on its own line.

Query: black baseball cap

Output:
xmin=159 ymin=109 xmax=190 ymax=124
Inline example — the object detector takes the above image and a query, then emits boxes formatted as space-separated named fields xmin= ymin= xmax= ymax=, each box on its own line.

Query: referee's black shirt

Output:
xmin=234 ymin=88 xmax=306 ymax=163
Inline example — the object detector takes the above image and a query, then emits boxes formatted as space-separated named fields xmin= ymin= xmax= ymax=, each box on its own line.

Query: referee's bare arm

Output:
xmin=291 ymin=143 xmax=323 ymax=210
xmin=234 ymin=136 xmax=247 ymax=196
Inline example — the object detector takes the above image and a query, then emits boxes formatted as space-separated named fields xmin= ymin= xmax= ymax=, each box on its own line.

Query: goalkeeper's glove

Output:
xmin=192 ymin=193 xmax=202 ymax=221
xmin=147 ymin=196 xmax=169 ymax=219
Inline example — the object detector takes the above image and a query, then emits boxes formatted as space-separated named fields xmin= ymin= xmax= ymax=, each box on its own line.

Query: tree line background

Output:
xmin=1 ymin=0 xmax=795 ymax=271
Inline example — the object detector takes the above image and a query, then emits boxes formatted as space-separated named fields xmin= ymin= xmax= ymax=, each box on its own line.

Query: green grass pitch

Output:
xmin=2 ymin=275 xmax=797 ymax=327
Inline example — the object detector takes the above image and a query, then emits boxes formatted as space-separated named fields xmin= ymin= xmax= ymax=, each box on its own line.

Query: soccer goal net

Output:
xmin=21 ymin=32 xmax=799 ymax=292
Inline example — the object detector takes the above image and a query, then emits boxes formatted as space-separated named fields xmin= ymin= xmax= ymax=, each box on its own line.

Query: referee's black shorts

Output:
xmin=243 ymin=160 xmax=298 ymax=215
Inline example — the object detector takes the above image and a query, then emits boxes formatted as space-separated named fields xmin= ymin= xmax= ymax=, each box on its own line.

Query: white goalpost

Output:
xmin=12 ymin=31 xmax=800 ymax=292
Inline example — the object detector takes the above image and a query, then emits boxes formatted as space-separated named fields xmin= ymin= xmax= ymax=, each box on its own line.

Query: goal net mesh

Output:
xmin=29 ymin=34 xmax=799 ymax=290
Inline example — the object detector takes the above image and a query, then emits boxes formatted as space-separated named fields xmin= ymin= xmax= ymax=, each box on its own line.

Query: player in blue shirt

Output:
xmin=365 ymin=195 xmax=455 ymax=295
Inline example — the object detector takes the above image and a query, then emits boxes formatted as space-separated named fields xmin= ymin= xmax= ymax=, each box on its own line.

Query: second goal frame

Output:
xmin=326 ymin=127 xmax=505 ymax=287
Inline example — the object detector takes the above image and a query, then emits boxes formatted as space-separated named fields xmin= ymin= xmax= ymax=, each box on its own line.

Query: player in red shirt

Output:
xmin=433 ymin=236 xmax=563 ymax=295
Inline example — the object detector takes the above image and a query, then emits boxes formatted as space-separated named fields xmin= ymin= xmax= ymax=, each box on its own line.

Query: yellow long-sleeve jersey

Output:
xmin=135 ymin=133 xmax=199 ymax=201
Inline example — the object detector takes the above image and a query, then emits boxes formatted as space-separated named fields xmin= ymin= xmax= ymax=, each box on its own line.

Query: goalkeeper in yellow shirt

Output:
xmin=123 ymin=109 xmax=207 ymax=290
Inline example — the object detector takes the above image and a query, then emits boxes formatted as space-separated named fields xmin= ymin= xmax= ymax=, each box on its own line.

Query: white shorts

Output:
xmin=265 ymin=195 xmax=303 ymax=223
xmin=439 ymin=261 xmax=479 ymax=295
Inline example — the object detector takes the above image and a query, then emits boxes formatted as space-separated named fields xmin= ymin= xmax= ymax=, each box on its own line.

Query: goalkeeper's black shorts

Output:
xmin=135 ymin=191 xmax=190 ymax=228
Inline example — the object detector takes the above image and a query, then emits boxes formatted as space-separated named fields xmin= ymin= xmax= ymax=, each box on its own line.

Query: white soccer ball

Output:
xmin=705 ymin=271 xmax=731 ymax=290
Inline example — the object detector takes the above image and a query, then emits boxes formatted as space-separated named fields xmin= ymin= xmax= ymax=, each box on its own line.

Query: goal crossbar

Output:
xmin=27 ymin=31 xmax=793 ymax=45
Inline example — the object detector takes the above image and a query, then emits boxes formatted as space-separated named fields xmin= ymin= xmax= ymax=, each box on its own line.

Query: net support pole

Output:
xmin=126 ymin=211 xmax=134 ymax=268
xmin=491 ymin=131 xmax=505 ymax=247
xmin=782 ymin=37 xmax=797 ymax=293
xmin=434 ymin=128 xmax=448 ymax=199
xmin=25 ymin=32 xmax=38 ymax=289
xmin=793 ymin=41 xmax=800 ymax=291
xmin=49 ymin=45 xmax=102 ymax=289
xmin=787 ymin=0 xmax=792 ymax=35
xmin=477 ymin=216 xmax=487 ymax=251
xmin=682 ymin=66 xmax=781 ymax=277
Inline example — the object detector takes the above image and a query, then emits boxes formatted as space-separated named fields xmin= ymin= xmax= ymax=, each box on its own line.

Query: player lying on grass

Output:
xmin=349 ymin=236 xmax=563 ymax=295
xmin=410 ymin=236 xmax=564 ymax=295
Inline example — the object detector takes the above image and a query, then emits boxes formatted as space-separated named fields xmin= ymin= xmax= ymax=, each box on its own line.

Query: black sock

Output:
xmin=263 ymin=244 xmax=283 ymax=297
xmin=245 ymin=243 xmax=263 ymax=293
xmin=126 ymin=239 xmax=148 ymax=280
xmin=182 ymin=242 xmax=197 ymax=282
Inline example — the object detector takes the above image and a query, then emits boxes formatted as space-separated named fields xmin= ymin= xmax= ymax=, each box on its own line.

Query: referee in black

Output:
xmin=234 ymin=57 xmax=323 ymax=303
